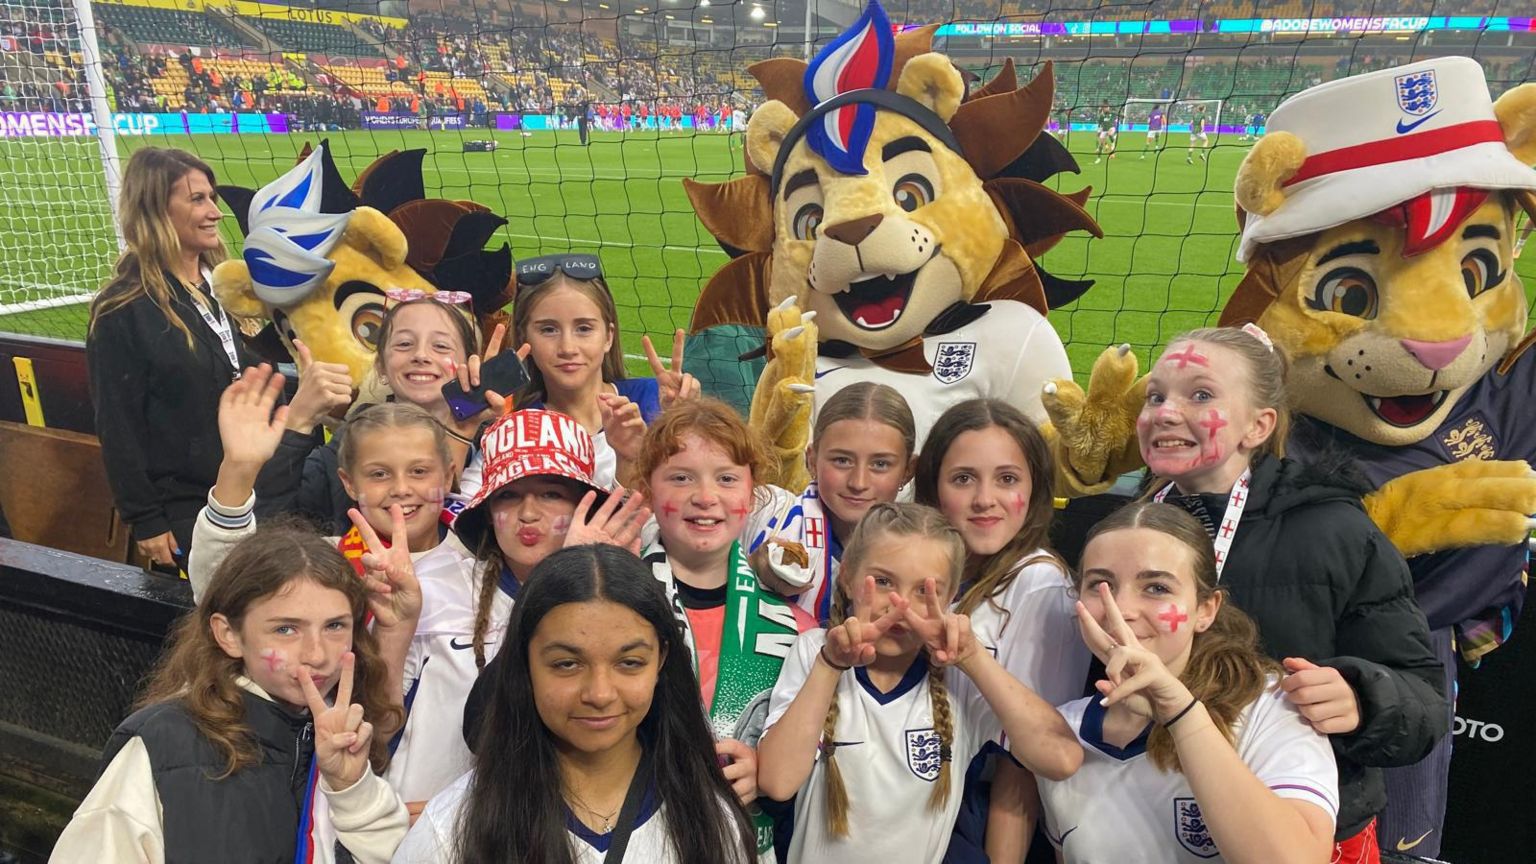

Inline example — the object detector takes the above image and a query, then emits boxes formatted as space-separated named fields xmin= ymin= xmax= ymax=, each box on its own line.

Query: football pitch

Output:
xmin=2 ymin=127 xmax=1532 ymax=385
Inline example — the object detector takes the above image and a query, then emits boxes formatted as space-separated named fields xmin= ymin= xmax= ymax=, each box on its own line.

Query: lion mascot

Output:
xmin=1220 ymin=57 xmax=1536 ymax=857
xmin=212 ymin=142 xmax=515 ymax=390
xmin=685 ymin=0 xmax=1143 ymax=492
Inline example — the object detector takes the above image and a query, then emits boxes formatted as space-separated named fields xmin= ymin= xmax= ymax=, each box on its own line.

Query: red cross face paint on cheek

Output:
xmin=259 ymin=648 xmax=286 ymax=675
xmin=1155 ymin=603 xmax=1190 ymax=633
xmin=550 ymin=515 xmax=571 ymax=534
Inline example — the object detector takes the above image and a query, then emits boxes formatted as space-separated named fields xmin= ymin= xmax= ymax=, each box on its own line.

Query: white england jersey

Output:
xmin=764 ymin=630 xmax=1001 ymax=864
xmin=392 ymin=770 xmax=752 ymax=864
xmin=1037 ymin=681 xmax=1338 ymax=863
xmin=744 ymin=482 xmax=840 ymax=623
xmin=959 ymin=553 xmax=1090 ymax=719
xmin=812 ymin=300 xmax=1071 ymax=453
xmin=383 ymin=543 xmax=515 ymax=806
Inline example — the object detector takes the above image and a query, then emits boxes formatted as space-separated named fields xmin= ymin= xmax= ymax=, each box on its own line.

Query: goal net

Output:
xmin=0 ymin=0 xmax=120 ymax=325
xmin=0 ymin=0 xmax=1528 ymax=414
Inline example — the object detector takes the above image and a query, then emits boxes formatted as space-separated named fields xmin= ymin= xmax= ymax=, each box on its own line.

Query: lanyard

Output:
xmin=184 ymin=268 xmax=239 ymax=373
xmin=1153 ymin=468 xmax=1252 ymax=579
xmin=602 ymin=747 xmax=653 ymax=864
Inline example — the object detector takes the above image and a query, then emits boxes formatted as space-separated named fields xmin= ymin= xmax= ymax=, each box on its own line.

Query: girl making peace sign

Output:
xmin=1036 ymin=502 xmax=1339 ymax=863
xmin=51 ymin=524 xmax=409 ymax=863
xmin=756 ymin=503 xmax=1081 ymax=864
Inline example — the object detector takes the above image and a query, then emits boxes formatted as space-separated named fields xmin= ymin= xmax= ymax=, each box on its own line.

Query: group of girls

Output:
xmin=58 ymin=247 xmax=1447 ymax=864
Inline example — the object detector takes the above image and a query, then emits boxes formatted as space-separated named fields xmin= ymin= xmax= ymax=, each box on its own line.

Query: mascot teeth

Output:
xmin=1364 ymin=391 xmax=1450 ymax=428
xmin=835 ymin=269 xmax=919 ymax=331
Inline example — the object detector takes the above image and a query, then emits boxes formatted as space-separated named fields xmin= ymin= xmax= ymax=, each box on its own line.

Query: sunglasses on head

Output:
xmin=515 ymin=254 xmax=605 ymax=291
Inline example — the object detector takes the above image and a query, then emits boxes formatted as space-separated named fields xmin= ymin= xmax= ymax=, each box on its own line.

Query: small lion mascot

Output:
xmin=686 ymin=0 xmax=1142 ymax=492
xmin=1221 ymin=56 xmax=1536 ymax=857
xmin=213 ymin=143 xmax=515 ymax=390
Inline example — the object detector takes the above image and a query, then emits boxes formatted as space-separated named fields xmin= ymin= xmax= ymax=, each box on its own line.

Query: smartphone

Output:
xmin=442 ymin=351 xmax=530 ymax=423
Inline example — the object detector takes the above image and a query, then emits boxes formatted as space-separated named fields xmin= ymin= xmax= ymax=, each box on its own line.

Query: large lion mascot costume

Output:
xmin=1220 ymin=57 xmax=1536 ymax=857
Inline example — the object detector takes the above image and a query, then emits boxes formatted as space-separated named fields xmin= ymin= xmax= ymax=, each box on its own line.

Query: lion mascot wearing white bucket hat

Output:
xmin=1219 ymin=57 xmax=1536 ymax=857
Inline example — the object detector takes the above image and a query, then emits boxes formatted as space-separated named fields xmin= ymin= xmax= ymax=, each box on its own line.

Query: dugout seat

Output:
xmin=0 ymin=421 xmax=131 ymax=564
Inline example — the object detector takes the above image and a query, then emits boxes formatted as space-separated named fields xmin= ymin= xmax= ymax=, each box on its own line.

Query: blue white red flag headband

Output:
xmin=801 ymin=0 xmax=895 ymax=176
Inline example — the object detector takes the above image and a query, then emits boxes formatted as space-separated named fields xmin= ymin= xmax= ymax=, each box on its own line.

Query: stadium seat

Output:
xmin=0 ymin=422 xmax=131 ymax=564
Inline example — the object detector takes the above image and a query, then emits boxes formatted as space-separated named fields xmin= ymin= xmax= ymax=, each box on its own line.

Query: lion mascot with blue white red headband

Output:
xmin=1219 ymin=57 xmax=1536 ymax=857
xmin=686 ymin=0 xmax=1144 ymax=492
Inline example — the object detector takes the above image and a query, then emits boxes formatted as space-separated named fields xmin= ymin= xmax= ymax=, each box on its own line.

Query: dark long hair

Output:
xmin=455 ymin=544 xmax=757 ymax=864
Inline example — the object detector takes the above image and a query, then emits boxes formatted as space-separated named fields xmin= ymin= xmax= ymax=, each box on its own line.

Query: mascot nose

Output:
xmin=1400 ymin=335 xmax=1472 ymax=371
xmin=820 ymin=214 xmax=884 ymax=246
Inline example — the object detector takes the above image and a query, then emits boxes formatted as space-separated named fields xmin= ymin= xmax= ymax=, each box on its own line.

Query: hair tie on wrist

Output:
xmin=819 ymin=646 xmax=851 ymax=672
xmin=1163 ymin=699 xmax=1199 ymax=728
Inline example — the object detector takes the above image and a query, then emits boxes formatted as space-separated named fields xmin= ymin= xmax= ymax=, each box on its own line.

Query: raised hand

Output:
xmin=823 ymin=575 xmax=904 ymax=669
xmin=598 ymin=392 xmax=647 ymax=463
xmin=297 ymin=652 xmax=374 ymax=791
xmin=442 ymin=323 xmax=511 ymax=437
xmin=347 ymin=505 xmax=422 ymax=630
xmin=1280 ymin=657 xmax=1361 ymax=735
xmin=562 ymin=486 xmax=652 ymax=555
xmin=285 ymin=339 xmax=353 ymax=433
xmin=218 ymin=364 xmax=289 ymax=470
xmin=643 ymin=328 xmax=701 ymax=408
xmin=896 ymin=578 xmax=979 ymax=667
xmin=1042 ymin=343 xmax=1147 ymax=495
xmin=1076 ymin=583 xmax=1191 ymax=722
xmin=748 ymin=297 xmax=818 ymax=491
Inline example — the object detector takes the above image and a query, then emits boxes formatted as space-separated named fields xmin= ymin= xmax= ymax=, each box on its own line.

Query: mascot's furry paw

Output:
xmin=1043 ymin=344 xmax=1147 ymax=496
xmin=749 ymin=297 xmax=818 ymax=492
xmin=1364 ymin=460 xmax=1536 ymax=557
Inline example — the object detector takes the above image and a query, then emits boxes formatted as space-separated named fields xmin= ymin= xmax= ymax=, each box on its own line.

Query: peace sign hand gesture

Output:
xmin=347 ymin=506 xmax=422 ymax=631
xmin=823 ymin=575 xmax=905 ymax=670
xmin=643 ymin=328 xmax=701 ymax=409
xmin=562 ymin=486 xmax=652 ymax=555
xmin=296 ymin=652 xmax=374 ymax=791
xmin=1076 ymin=583 xmax=1192 ymax=722
xmin=893 ymin=578 xmax=978 ymax=667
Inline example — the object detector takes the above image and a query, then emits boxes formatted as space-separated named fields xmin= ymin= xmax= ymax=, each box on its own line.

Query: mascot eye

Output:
xmin=792 ymin=203 xmax=824 ymax=241
xmin=1309 ymin=268 xmax=1378 ymax=319
xmin=892 ymin=174 xmax=935 ymax=212
xmin=1461 ymin=249 xmax=1504 ymax=298
xmin=351 ymin=305 xmax=385 ymax=349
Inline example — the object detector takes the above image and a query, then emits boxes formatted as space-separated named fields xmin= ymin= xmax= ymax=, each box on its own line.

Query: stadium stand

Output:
xmin=92 ymin=2 xmax=255 ymax=50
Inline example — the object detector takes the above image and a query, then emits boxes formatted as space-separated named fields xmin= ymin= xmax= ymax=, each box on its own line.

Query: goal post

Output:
xmin=0 ymin=0 xmax=123 ymax=320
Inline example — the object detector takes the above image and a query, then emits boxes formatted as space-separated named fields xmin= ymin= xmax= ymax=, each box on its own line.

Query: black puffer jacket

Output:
xmin=1164 ymin=452 xmax=1448 ymax=839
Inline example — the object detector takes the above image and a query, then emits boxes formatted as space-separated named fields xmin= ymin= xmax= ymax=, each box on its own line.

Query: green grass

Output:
xmin=3 ymin=127 xmax=1533 ymax=387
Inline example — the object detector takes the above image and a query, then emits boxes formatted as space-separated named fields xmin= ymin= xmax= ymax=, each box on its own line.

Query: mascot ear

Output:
xmin=894 ymin=53 xmax=964 ymax=123
xmin=1234 ymin=131 xmax=1307 ymax=218
xmin=747 ymin=101 xmax=799 ymax=182
xmin=210 ymin=260 xmax=267 ymax=318
xmin=1494 ymin=83 xmax=1536 ymax=165
xmin=343 ymin=206 xmax=410 ymax=270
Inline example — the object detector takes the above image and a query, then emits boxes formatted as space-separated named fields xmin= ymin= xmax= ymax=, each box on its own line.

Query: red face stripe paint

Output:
xmin=1157 ymin=605 xmax=1190 ymax=633
xmin=1198 ymin=410 xmax=1228 ymax=438
xmin=1164 ymin=345 xmax=1209 ymax=369
xmin=731 ymin=503 xmax=751 ymax=518
xmin=260 ymin=649 xmax=285 ymax=674
xmin=661 ymin=502 xmax=679 ymax=517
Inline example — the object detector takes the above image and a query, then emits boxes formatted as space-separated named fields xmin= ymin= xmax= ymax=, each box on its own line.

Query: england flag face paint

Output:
xmin=1139 ymin=341 xmax=1266 ymax=491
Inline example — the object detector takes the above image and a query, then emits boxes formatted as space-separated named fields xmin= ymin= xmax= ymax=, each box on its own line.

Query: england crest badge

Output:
xmin=932 ymin=342 xmax=976 ymax=385
xmin=1172 ymin=797 xmax=1219 ymax=858
xmin=905 ymin=728 xmax=943 ymax=781
xmin=1394 ymin=69 xmax=1438 ymax=116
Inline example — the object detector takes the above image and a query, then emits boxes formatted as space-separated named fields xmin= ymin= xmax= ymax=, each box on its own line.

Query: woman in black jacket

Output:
xmin=1136 ymin=325 xmax=1446 ymax=861
xmin=87 ymin=147 xmax=250 ymax=570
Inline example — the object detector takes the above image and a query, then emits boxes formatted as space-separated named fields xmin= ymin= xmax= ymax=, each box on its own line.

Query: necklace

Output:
xmin=565 ymin=789 xmax=621 ymax=833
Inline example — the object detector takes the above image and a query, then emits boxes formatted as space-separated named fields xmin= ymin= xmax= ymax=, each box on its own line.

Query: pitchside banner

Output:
xmin=361 ymin=113 xmax=467 ymax=130
xmin=0 ymin=111 xmax=287 ymax=137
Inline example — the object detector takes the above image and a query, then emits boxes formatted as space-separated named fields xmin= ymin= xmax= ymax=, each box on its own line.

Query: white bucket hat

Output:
xmin=1237 ymin=56 xmax=1536 ymax=262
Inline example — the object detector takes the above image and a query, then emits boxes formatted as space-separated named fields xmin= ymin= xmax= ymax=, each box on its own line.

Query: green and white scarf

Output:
xmin=644 ymin=539 xmax=799 ymax=857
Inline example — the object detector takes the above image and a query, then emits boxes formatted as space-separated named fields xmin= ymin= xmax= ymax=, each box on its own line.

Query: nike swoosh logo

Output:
xmin=1396 ymin=830 xmax=1433 ymax=851
xmin=1396 ymin=111 xmax=1441 ymax=134
xmin=449 ymin=637 xmax=474 ymax=650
